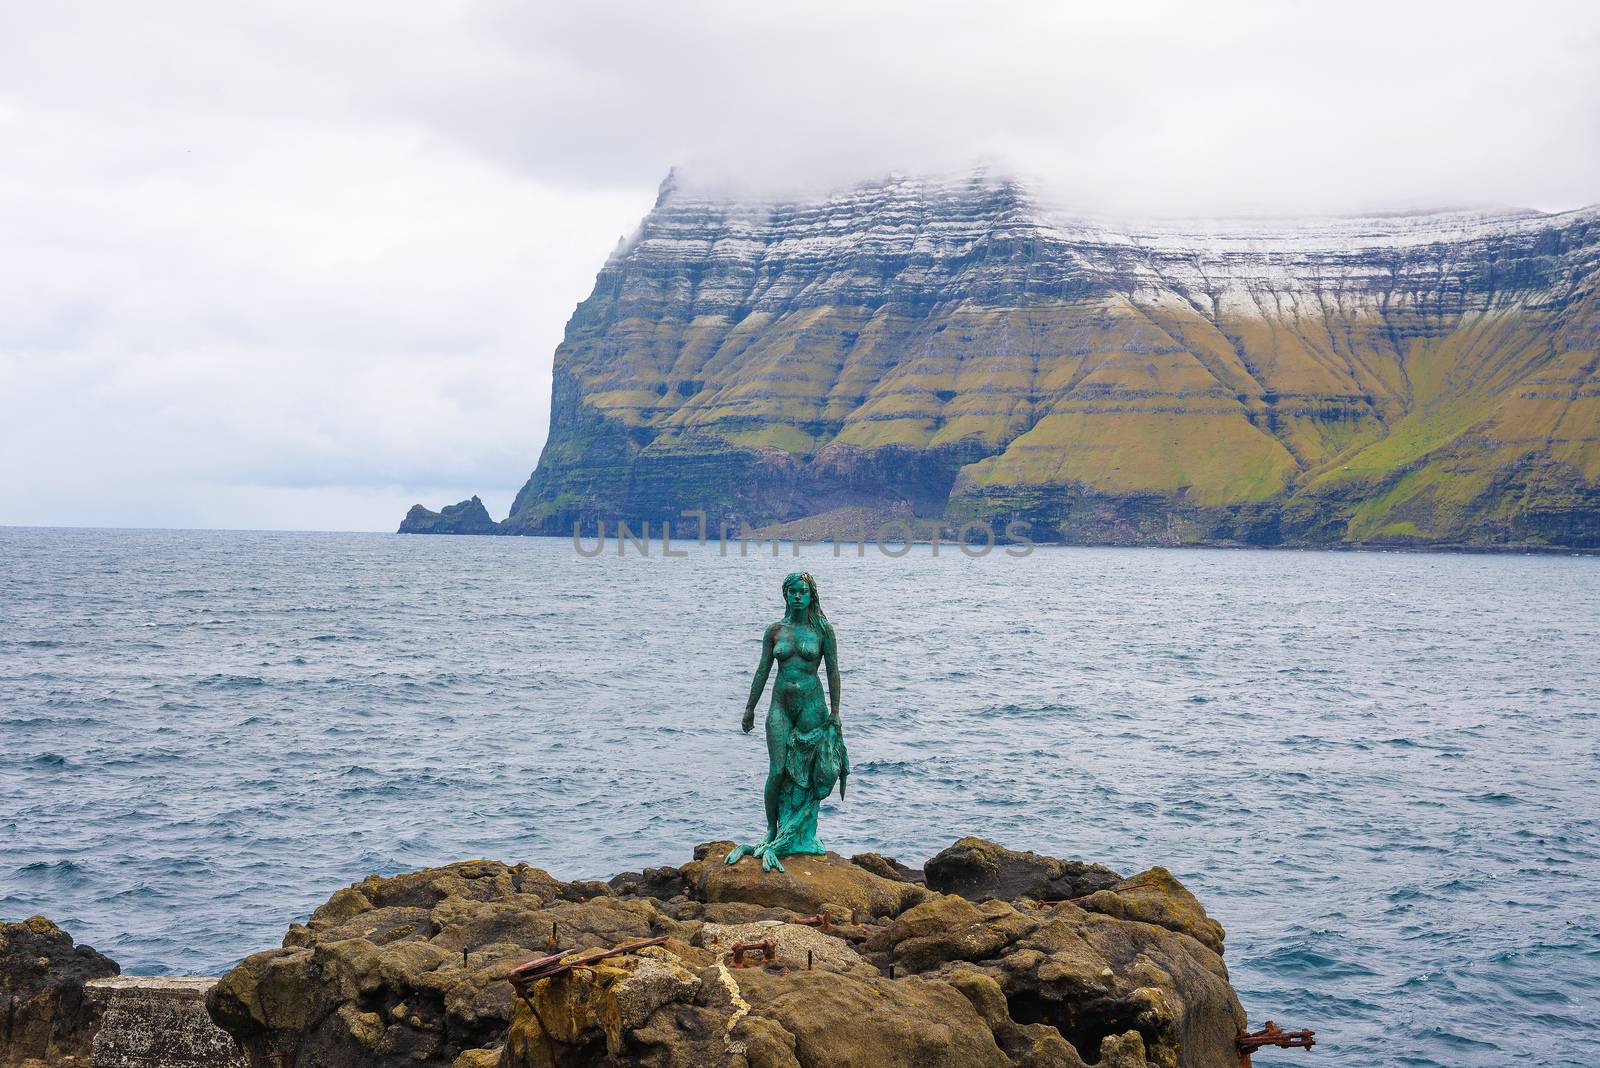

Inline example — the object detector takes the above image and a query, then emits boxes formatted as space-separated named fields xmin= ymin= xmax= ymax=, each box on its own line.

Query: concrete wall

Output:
xmin=83 ymin=978 xmax=245 ymax=1068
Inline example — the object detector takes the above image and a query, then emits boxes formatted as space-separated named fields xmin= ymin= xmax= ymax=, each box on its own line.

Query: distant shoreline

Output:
xmin=4 ymin=524 xmax=1596 ymax=557
xmin=396 ymin=527 xmax=1600 ymax=558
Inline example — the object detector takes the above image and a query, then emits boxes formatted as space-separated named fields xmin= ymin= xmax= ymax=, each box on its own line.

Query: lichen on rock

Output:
xmin=1075 ymin=868 xmax=1227 ymax=956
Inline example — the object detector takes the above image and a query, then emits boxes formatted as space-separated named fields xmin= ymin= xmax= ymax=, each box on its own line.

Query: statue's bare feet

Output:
xmin=726 ymin=833 xmax=776 ymax=865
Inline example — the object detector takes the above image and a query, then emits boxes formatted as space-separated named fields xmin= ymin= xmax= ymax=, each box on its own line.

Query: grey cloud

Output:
xmin=1 ymin=1 xmax=1597 ymax=529
xmin=410 ymin=1 xmax=1600 ymax=214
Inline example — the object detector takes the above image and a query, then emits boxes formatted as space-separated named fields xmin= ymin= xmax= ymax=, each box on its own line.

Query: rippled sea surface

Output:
xmin=2 ymin=527 xmax=1597 ymax=1065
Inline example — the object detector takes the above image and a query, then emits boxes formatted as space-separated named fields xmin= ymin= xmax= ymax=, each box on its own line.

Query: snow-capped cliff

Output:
xmin=412 ymin=170 xmax=1600 ymax=548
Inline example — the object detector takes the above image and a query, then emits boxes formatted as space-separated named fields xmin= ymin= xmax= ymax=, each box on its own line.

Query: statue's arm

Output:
xmin=823 ymin=623 xmax=841 ymax=724
xmin=742 ymin=625 xmax=777 ymax=729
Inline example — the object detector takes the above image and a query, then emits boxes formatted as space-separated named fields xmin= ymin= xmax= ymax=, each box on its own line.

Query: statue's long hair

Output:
xmin=783 ymin=571 xmax=831 ymax=635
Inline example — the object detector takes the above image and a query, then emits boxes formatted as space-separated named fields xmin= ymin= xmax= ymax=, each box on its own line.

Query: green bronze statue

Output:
xmin=726 ymin=571 xmax=850 ymax=872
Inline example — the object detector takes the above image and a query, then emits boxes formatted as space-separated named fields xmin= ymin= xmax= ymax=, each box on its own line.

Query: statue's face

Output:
xmin=784 ymin=582 xmax=811 ymax=612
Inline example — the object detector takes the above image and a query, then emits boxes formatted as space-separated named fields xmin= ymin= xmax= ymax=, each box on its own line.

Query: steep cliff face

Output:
xmin=471 ymin=171 xmax=1600 ymax=547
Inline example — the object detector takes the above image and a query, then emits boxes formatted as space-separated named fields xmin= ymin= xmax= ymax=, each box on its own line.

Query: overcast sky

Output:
xmin=3 ymin=1 xmax=1598 ymax=530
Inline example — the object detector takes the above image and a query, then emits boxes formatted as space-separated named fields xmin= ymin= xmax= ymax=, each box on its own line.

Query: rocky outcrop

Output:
xmin=412 ymin=170 xmax=1600 ymax=549
xmin=0 ymin=916 xmax=119 ymax=1068
xmin=204 ymin=841 xmax=1248 ymax=1068
xmin=398 ymin=497 xmax=498 ymax=535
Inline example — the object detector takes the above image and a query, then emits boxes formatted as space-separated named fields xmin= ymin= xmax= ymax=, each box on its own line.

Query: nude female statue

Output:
xmin=725 ymin=571 xmax=849 ymax=873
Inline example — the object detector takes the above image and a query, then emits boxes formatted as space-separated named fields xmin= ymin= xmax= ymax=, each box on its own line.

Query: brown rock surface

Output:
xmin=683 ymin=846 xmax=927 ymax=920
xmin=206 ymin=860 xmax=691 ymax=1068
xmin=732 ymin=970 xmax=1011 ymax=1068
xmin=1076 ymin=869 xmax=1227 ymax=956
xmin=202 ymin=840 xmax=1248 ymax=1068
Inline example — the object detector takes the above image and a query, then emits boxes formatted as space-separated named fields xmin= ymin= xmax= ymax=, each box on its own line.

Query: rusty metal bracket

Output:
xmin=1237 ymin=1021 xmax=1315 ymax=1066
xmin=729 ymin=939 xmax=776 ymax=968
xmin=795 ymin=909 xmax=867 ymax=930
xmin=507 ymin=935 xmax=669 ymax=991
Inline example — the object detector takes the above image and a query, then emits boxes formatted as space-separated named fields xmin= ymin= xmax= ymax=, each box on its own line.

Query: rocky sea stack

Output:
xmin=405 ymin=170 xmax=1600 ymax=550
xmin=398 ymin=497 xmax=498 ymax=535
xmin=200 ymin=838 xmax=1249 ymax=1068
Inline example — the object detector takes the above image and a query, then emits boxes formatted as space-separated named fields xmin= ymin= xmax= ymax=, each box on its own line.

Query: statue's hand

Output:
xmin=741 ymin=708 xmax=755 ymax=733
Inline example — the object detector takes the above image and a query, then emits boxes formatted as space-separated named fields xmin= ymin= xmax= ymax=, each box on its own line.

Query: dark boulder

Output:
xmin=925 ymin=837 xmax=1121 ymax=903
xmin=610 ymin=865 xmax=692 ymax=902
xmin=848 ymin=852 xmax=925 ymax=884
xmin=0 ymin=916 xmax=120 ymax=1068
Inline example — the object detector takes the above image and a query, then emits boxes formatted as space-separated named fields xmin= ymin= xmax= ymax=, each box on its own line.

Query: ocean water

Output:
xmin=1 ymin=527 xmax=1596 ymax=1066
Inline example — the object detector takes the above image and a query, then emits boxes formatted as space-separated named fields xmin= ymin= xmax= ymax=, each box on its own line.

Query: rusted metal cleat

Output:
xmin=506 ymin=935 xmax=669 ymax=991
xmin=730 ymin=939 xmax=776 ymax=968
xmin=794 ymin=911 xmax=832 ymax=933
xmin=1237 ymin=1021 xmax=1316 ymax=1066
